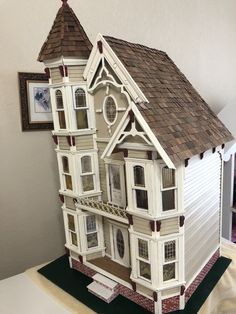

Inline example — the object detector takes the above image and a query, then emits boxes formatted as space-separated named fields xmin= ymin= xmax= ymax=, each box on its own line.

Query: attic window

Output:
xmin=103 ymin=96 xmax=117 ymax=125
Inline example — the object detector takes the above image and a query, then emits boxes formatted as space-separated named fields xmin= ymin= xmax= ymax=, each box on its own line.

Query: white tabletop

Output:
xmin=0 ymin=273 xmax=70 ymax=314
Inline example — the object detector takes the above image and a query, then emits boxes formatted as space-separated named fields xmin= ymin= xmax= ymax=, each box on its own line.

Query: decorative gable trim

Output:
xmin=84 ymin=34 xmax=148 ymax=104
xmin=101 ymin=103 xmax=175 ymax=169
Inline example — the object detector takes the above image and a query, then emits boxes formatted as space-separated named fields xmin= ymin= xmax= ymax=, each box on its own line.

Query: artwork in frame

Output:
xmin=18 ymin=72 xmax=53 ymax=131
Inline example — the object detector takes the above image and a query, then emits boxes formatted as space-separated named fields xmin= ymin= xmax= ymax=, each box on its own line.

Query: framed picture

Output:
xmin=18 ymin=72 xmax=53 ymax=131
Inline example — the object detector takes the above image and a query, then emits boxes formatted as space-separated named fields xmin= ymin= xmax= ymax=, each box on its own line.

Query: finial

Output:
xmin=61 ymin=0 xmax=68 ymax=5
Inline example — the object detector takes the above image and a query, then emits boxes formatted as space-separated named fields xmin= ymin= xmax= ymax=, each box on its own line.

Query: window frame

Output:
xmin=55 ymin=88 xmax=67 ymax=130
xmin=136 ymin=237 xmax=152 ymax=282
xmin=84 ymin=214 xmax=99 ymax=250
xmin=72 ymin=86 xmax=90 ymax=130
xmin=132 ymin=163 xmax=149 ymax=212
xmin=79 ymin=153 xmax=96 ymax=195
xmin=103 ymin=94 xmax=118 ymax=126
xmin=160 ymin=165 xmax=178 ymax=213
xmin=161 ymin=239 xmax=179 ymax=284
xmin=65 ymin=212 xmax=79 ymax=248
xmin=59 ymin=154 xmax=74 ymax=192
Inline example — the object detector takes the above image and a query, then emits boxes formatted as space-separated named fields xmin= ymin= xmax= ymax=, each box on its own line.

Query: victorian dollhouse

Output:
xmin=38 ymin=1 xmax=233 ymax=313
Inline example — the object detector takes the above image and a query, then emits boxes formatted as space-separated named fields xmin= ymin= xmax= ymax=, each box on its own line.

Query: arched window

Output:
xmin=104 ymin=96 xmax=117 ymax=124
xmin=61 ymin=155 xmax=72 ymax=191
xmin=74 ymin=88 xmax=88 ymax=129
xmin=55 ymin=89 xmax=66 ymax=129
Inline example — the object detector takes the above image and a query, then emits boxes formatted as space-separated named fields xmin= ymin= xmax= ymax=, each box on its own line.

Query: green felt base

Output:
xmin=38 ymin=255 xmax=231 ymax=314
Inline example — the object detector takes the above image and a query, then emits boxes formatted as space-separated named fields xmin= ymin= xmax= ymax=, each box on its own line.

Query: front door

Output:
xmin=111 ymin=223 xmax=130 ymax=267
xmin=109 ymin=164 xmax=123 ymax=206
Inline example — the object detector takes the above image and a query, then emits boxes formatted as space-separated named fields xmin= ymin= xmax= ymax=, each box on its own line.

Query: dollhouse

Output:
xmin=38 ymin=1 xmax=233 ymax=313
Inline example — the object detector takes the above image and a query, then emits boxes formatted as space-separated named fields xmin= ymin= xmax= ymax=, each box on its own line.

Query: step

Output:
xmin=92 ymin=273 xmax=118 ymax=291
xmin=87 ymin=281 xmax=118 ymax=303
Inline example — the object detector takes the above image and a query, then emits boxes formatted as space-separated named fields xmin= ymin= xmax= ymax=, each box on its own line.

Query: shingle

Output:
xmin=38 ymin=2 xmax=92 ymax=62
xmin=104 ymin=36 xmax=233 ymax=165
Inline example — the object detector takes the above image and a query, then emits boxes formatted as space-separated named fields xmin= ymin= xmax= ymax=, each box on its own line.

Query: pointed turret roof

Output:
xmin=38 ymin=0 xmax=92 ymax=62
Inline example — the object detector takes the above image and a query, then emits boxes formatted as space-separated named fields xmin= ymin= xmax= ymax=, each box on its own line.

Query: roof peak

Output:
xmin=38 ymin=1 xmax=92 ymax=62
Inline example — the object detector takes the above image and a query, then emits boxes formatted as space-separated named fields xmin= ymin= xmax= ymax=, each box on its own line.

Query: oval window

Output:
xmin=104 ymin=96 xmax=117 ymax=124
xmin=116 ymin=229 xmax=124 ymax=258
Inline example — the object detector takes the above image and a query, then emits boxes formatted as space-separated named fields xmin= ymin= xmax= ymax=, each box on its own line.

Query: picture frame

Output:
xmin=18 ymin=72 xmax=53 ymax=131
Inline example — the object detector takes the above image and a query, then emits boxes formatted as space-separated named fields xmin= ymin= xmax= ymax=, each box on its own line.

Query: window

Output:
xmin=137 ymin=238 xmax=151 ymax=281
xmin=74 ymin=88 xmax=89 ymax=129
xmin=133 ymin=166 xmax=148 ymax=210
xmin=161 ymin=167 xmax=176 ymax=211
xmin=107 ymin=161 xmax=126 ymax=207
xmin=163 ymin=240 xmax=177 ymax=282
xmin=80 ymin=155 xmax=94 ymax=193
xmin=55 ymin=90 xmax=66 ymax=129
xmin=103 ymin=96 xmax=117 ymax=125
xmin=61 ymin=156 xmax=73 ymax=191
xmin=85 ymin=215 xmax=98 ymax=249
xmin=67 ymin=214 xmax=78 ymax=246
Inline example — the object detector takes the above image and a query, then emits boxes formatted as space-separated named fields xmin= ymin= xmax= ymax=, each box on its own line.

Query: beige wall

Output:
xmin=0 ymin=0 xmax=236 ymax=279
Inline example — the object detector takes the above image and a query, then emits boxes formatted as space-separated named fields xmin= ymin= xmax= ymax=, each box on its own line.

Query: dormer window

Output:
xmin=103 ymin=96 xmax=117 ymax=125
xmin=74 ymin=88 xmax=89 ymax=129
xmin=56 ymin=89 xmax=66 ymax=129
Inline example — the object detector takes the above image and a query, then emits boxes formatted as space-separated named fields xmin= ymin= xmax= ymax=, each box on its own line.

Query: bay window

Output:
xmin=85 ymin=215 xmax=98 ymax=249
xmin=161 ymin=166 xmax=177 ymax=212
xmin=162 ymin=240 xmax=178 ymax=282
xmin=133 ymin=166 xmax=148 ymax=210
xmin=74 ymin=87 xmax=89 ymax=129
xmin=55 ymin=89 xmax=66 ymax=129
xmin=137 ymin=238 xmax=151 ymax=281
xmin=67 ymin=213 xmax=78 ymax=247
xmin=80 ymin=155 xmax=95 ymax=193
xmin=61 ymin=156 xmax=73 ymax=191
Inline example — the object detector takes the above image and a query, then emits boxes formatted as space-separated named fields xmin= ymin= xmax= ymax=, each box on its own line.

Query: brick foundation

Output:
xmin=185 ymin=249 xmax=220 ymax=302
xmin=71 ymin=249 xmax=220 ymax=313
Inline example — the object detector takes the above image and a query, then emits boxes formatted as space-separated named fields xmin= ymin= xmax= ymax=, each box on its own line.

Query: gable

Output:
xmin=104 ymin=36 xmax=233 ymax=165
xmin=101 ymin=103 xmax=175 ymax=169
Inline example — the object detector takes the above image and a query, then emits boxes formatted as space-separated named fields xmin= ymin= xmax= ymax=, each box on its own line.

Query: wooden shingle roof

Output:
xmin=38 ymin=1 xmax=92 ymax=62
xmin=104 ymin=36 xmax=233 ymax=164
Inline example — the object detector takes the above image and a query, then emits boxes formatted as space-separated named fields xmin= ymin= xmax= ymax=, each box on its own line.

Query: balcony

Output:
xmin=76 ymin=198 xmax=128 ymax=223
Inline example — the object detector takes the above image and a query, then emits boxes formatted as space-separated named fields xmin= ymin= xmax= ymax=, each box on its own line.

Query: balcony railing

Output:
xmin=76 ymin=197 xmax=128 ymax=222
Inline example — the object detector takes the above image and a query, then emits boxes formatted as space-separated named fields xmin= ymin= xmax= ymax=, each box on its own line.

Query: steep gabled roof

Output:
xmin=38 ymin=1 xmax=92 ymax=62
xmin=104 ymin=36 xmax=233 ymax=164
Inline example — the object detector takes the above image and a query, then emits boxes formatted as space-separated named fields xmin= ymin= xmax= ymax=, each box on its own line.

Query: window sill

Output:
xmin=52 ymin=129 xmax=96 ymax=136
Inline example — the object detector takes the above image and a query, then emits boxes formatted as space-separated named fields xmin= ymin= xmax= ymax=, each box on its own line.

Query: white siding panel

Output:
xmin=184 ymin=151 xmax=221 ymax=285
xmin=160 ymin=217 xmax=179 ymax=236
xmin=58 ymin=136 xmax=70 ymax=150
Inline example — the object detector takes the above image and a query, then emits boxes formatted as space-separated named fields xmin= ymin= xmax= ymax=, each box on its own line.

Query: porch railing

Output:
xmin=76 ymin=197 xmax=128 ymax=220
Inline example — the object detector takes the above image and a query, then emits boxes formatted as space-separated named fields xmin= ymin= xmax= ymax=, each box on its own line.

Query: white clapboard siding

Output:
xmin=97 ymin=142 xmax=108 ymax=201
xmin=65 ymin=196 xmax=76 ymax=210
xmin=133 ymin=216 xmax=152 ymax=235
xmin=50 ymin=68 xmax=62 ymax=84
xmin=160 ymin=217 xmax=179 ymax=236
xmin=68 ymin=66 xmax=85 ymax=83
xmin=58 ymin=136 xmax=70 ymax=150
xmin=184 ymin=151 xmax=221 ymax=285
xmin=103 ymin=219 xmax=111 ymax=256
xmin=75 ymin=135 xmax=94 ymax=150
